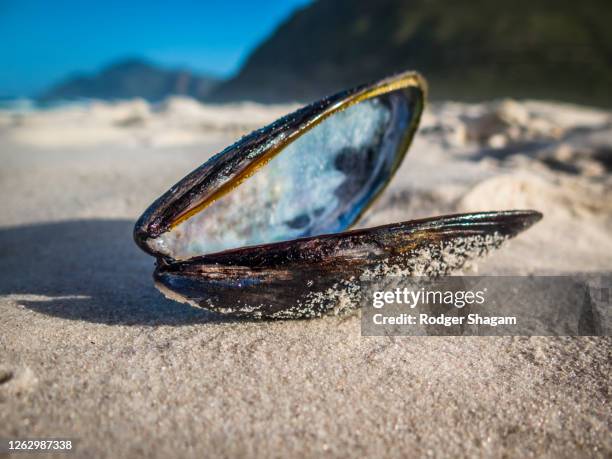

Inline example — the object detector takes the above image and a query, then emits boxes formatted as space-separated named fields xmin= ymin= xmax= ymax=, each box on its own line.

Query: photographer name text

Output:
xmin=371 ymin=287 xmax=516 ymax=328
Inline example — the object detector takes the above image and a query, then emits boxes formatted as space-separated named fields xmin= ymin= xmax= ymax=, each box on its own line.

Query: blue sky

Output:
xmin=0 ymin=0 xmax=311 ymax=97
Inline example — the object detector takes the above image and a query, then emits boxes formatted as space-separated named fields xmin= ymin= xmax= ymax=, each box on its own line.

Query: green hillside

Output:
xmin=209 ymin=0 xmax=612 ymax=105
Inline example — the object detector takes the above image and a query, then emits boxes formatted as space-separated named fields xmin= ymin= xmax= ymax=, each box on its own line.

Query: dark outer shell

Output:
xmin=154 ymin=211 xmax=542 ymax=319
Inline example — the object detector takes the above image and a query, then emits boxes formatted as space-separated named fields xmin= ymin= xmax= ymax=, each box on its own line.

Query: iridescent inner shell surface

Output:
xmin=154 ymin=90 xmax=415 ymax=259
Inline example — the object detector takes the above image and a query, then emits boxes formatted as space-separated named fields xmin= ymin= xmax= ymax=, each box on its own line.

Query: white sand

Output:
xmin=0 ymin=98 xmax=610 ymax=458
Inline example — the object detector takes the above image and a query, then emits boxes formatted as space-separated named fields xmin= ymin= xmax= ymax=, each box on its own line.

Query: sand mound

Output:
xmin=0 ymin=98 xmax=299 ymax=148
xmin=458 ymin=172 xmax=612 ymax=219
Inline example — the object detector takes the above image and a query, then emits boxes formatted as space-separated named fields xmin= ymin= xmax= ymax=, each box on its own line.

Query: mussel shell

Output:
xmin=134 ymin=71 xmax=426 ymax=260
xmin=133 ymin=70 xmax=542 ymax=319
xmin=153 ymin=211 xmax=542 ymax=319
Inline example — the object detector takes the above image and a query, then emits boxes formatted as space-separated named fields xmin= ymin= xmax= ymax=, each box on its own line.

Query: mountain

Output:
xmin=40 ymin=58 xmax=220 ymax=102
xmin=208 ymin=0 xmax=612 ymax=106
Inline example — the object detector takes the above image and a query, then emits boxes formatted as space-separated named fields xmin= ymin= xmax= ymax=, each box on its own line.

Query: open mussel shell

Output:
xmin=134 ymin=71 xmax=542 ymax=319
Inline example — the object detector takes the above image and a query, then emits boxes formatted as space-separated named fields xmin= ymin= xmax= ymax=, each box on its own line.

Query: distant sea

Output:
xmin=0 ymin=97 xmax=93 ymax=112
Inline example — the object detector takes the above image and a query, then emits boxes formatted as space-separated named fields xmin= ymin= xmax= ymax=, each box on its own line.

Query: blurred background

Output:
xmin=2 ymin=0 xmax=611 ymax=107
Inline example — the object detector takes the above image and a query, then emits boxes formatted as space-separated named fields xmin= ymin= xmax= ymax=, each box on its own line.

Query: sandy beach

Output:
xmin=1 ymin=98 xmax=611 ymax=457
